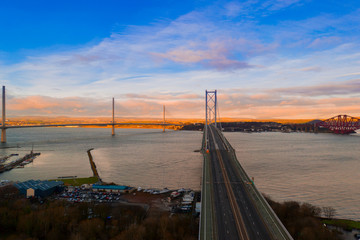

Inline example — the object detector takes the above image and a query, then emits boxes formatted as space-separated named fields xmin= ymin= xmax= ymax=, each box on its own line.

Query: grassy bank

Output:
xmin=50 ymin=176 xmax=99 ymax=186
xmin=322 ymin=218 xmax=360 ymax=230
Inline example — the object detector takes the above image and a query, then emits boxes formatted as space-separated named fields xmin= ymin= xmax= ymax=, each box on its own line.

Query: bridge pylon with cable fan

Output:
xmin=0 ymin=86 xmax=177 ymax=143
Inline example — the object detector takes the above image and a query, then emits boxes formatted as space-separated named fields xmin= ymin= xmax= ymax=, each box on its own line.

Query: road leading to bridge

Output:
xmin=200 ymin=124 xmax=293 ymax=240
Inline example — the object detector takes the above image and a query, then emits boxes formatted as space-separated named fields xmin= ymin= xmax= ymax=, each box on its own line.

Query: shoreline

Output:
xmin=47 ymin=175 xmax=360 ymax=231
xmin=322 ymin=218 xmax=360 ymax=230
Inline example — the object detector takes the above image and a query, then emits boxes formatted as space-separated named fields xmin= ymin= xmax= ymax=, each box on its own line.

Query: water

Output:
xmin=224 ymin=132 xmax=360 ymax=221
xmin=0 ymin=128 xmax=203 ymax=190
xmin=0 ymin=128 xmax=359 ymax=220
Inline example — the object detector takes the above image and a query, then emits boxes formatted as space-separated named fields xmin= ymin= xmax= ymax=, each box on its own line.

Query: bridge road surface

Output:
xmin=207 ymin=125 xmax=271 ymax=240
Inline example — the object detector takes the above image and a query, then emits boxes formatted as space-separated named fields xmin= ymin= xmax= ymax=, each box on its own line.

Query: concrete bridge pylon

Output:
xmin=0 ymin=86 xmax=172 ymax=143
xmin=112 ymin=97 xmax=115 ymax=136
xmin=1 ymin=86 xmax=6 ymax=143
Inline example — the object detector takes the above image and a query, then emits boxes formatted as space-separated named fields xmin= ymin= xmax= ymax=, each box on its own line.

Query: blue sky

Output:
xmin=1 ymin=0 xmax=360 ymax=119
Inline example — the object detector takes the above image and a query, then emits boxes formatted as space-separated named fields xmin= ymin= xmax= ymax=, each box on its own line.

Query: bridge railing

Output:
xmin=199 ymin=125 xmax=215 ymax=240
xmin=214 ymin=128 xmax=293 ymax=240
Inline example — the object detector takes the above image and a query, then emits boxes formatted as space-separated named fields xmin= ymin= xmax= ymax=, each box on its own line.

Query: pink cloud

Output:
xmin=6 ymin=88 xmax=360 ymax=120
xmin=205 ymin=59 xmax=251 ymax=70
xmin=298 ymin=66 xmax=322 ymax=72
xmin=7 ymin=96 xmax=106 ymax=116
xmin=153 ymin=48 xmax=214 ymax=63
xmin=6 ymin=95 xmax=203 ymax=119
xmin=150 ymin=38 xmax=263 ymax=70
xmin=269 ymin=79 xmax=360 ymax=96
xmin=250 ymin=94 xmax=272 ymax=100
xmin=9 ymin=96 xmax=62 ymax=110
xmin=125 ymin=93 xmax=201 ymax=100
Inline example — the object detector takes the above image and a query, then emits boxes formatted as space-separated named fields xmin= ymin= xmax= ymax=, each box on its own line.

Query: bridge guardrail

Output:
xmin=199 ymin=127 xmax=215 ymax=240
xmin=214 ymin=128 xmax=293 ymax=240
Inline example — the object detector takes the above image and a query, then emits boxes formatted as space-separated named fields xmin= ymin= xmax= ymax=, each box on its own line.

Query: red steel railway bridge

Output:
xmin=316 ymin=114 xmax=360 ymax=134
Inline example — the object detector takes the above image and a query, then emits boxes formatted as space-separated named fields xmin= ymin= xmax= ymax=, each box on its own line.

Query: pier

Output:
xmin=87 ymin=148 xmax=101 ymax=182
xmin=0 ymin=152 xmax=40 ymax=173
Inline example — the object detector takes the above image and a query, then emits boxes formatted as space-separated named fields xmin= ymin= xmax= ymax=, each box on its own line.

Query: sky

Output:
xmin=1 ymin=0 xmax=360 ymax=119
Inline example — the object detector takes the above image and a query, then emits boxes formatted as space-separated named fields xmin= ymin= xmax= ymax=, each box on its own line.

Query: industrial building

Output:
xmin=14 ymin=179 xmax=64 ymax=198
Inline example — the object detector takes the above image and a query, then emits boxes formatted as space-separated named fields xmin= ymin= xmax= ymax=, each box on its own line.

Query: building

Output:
xmin=26 ymin=188 xmax=35 ymax=198
xmin=92 ymin=184 xmax=134 ymax=193
xmin=14 ymin=180 xmax=64 ymax=198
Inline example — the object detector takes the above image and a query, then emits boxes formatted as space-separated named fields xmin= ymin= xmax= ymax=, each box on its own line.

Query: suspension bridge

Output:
xmin=200 ymin=90 xmax=293 ymax=240
xmin=2 ymin=86 xmax=352 ymax=239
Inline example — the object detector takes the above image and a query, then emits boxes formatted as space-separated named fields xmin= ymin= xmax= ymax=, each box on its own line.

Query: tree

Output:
xmin=301 ymin=203 xmax=321 ymax=217
xmin=322 ymin=206 xmax=336 ymax=219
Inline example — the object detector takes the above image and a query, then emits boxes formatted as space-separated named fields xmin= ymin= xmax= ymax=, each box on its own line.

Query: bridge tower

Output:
xmin=1 ymin=86 xmax=6 ymax=143
xmin=163 ymin=105 xmax=166 ymax=132
xmin=205 ymin=90 xmax=217 ymax=128
xmin=112 ymin=97 xmax=115 ymax=136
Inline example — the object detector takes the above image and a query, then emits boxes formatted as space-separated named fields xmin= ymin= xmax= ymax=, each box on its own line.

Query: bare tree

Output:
xmin=322 ymin=206 xmax=336 ymax=219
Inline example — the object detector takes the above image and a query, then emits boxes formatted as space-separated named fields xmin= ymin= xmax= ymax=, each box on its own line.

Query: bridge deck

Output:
xmin=200 ymin=125 xmax=293 ymax=240
xmin=199 ymin=128 xmax=216 ymax=240
xmin=1 ymin=122 xmax=181 ymax=129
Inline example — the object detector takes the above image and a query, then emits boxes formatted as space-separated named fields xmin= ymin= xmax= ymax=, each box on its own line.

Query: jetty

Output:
xmin=0 ymin=152 xmax=40 ymax=173
xmin=87 ymin=148 xmax=101 ymax=182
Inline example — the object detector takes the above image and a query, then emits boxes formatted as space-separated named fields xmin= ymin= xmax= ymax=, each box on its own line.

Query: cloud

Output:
xmin=5 ymin=94 xmax=204 ymax=118
xmin=262 ymin=0 xmax=302 ymax=12
xmin=7 ymin=96 xmax=108 ymax=116
xmin=270 ymin=79 xmax=360 ymax=97
xmin=6 ymin=79 xmax=360 ymax=120
xmin=223 ymin=1 xmax=243 ymax=17
xmin=1 ymin=1 xmax=355 ymax=93
xmin=153 ymin=48 xmax=217 ymax=63
xmin=152 ymin=45 xmax=254 ymax=70
xmin=205 ymin=59 xmax=252 ymax=70
xmin=216 ymin=91 xmax=360 ymax=119
xmin=219 ymin=0 xmax=303 ymax=19
xmin=124 ymin=93 xmax=201 ymax=101
xmin=151 ymin=36 xmax=273 ymax=70
xmin=308 ymin=36 xmax=342 ymax=49
xmin=1 ymin=1 xmax=360 ymax=119
xmin=339 ymin=72 xmax=360 ymax=77
xmin=298 ymin=66 xmax=322 ymax=72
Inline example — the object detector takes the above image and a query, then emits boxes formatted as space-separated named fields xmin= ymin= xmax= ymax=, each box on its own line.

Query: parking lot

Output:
xmin=55 ymin=187 xmax=123 ymax=203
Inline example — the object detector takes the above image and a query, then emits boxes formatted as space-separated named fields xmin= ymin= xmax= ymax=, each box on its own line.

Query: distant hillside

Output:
xmin=307 ymin=119 xmax=323 ymax=125
xmin=6 ymin=116 xmax=332 ymax=126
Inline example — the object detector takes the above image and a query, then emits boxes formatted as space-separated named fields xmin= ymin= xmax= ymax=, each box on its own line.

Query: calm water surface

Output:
xmin=0 ymin=128 xmax=359 ymax=220
xmin=0 ymin=128 xmax=203 ymax=190
xmin=225 ymin=132 xmax=360 ymax=221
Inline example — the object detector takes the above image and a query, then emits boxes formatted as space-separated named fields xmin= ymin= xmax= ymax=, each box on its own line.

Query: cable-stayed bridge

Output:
xmin=2 ymin=86 xmax=296 ymax=238
xmin=0 ymin=86 xmax=181 ymax=143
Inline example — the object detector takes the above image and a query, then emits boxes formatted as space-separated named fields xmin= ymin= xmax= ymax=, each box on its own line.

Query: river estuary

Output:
xmin=0 ymin=128 xmax=359 ymax=220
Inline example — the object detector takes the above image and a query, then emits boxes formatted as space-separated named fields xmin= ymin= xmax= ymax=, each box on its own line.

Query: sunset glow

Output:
xmin=1 ymin=1 xmax=360 ymax=119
